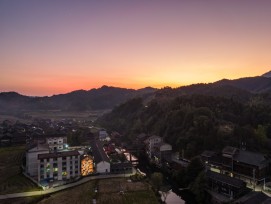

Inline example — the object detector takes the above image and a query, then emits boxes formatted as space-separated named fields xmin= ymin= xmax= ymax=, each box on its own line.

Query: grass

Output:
xmin=0 ymin=196 xmax=43 ymax=204
xmin=35 ymin=178 xmax=158 ymax=204
xmin=3 ymin=178 xmax=159 ymax=204
xmin=98 ymin=190 xmax=158 ymax=204
xmin=25 ymin=110 xmax=104 ymax=121
xmin=0 ymin=145 xmax=40 ymax=194
xmin=97 ymin=178 xmax=158 ymax=204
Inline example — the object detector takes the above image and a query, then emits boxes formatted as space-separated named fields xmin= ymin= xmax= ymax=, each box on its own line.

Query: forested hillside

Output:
xmin=98 ymin=94 xmax=271 ymax=158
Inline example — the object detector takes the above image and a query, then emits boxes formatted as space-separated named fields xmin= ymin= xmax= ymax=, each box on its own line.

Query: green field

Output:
xmin=35 ymin=178 xmax=158 ymax=204
xmin=0 ymin=146 xmax=40 ymax=194
xmin=0 ymin=110 xmax=109 ymax=123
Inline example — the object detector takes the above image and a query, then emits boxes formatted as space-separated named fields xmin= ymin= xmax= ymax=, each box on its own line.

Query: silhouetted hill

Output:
xmin=262 ymin=70 xmax=271 ymax=78
xmin=155 ymin=83 xmax=252 ymax=102
xmin=0 ymin=86 xmax=157 ymax=113
xmin=213 ymin=76 xmax=271 ymax=93
xmin=155 ymin=75 xmax=271 ymax=101
xmin=1 ymin=72 xmax=271 ymax=113
xmin=98 ymin=74 xmax=271 ymax=158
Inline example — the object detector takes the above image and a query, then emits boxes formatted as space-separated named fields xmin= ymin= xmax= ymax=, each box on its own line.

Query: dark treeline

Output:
xmin=97 ymin=94 xmax=271 ymax=158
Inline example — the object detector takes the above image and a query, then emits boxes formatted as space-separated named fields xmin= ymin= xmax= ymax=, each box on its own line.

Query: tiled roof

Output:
xmin=90 ymin=139 xmax=110 ymax=163
xmin=234 ymin=150 xmax=269 ymax=167
xmin=38 ymin=150 xmax=79 ymax=159
xmin=206 ymin=171 xmax=245 ymax=188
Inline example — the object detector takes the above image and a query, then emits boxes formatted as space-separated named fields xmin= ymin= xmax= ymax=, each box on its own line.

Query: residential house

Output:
xmin=90 ymin=139 xmax=110 ymax=173
xmin=201 ymin=146 xmax=271 ymax=185
xmin=145 ymin=135 xmax=172 ymax=164
xmin=206 ymin=170 xmax=246 ymax=202
xmin=99 ymin=130 xmax=108 ymax=141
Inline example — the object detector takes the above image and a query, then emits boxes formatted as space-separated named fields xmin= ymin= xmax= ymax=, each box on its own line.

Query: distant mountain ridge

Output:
xmin=1 ymin=71 xmax=271 ymax=112
xmin=0 ymin=86 xmax=157 ymax=112
xmin=155 ymin=74 xmax=271 ymax=101
xmin=262 ymin=70 xmax=271 ymax=78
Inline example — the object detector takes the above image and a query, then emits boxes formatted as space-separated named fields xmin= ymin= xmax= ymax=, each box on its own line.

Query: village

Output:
xmin=0 ymin=118 xmax=271 ymax=203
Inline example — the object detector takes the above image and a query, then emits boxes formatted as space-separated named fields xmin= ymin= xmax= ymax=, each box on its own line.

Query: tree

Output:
xmin=151 ymin=172 xmax=163 ymax=191
xmin=185 ymin=158 xmax=204 ymax=184
xmin=190 ymin=172 xmax=207 ymax=203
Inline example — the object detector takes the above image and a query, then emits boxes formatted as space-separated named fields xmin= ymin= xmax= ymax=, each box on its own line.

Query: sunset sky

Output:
xmin=1 ymin=0 xmax=271 ymax=96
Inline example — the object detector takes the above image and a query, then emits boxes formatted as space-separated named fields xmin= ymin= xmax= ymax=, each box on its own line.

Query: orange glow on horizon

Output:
xmin=0 ymin=1 xmax=271 ymax=96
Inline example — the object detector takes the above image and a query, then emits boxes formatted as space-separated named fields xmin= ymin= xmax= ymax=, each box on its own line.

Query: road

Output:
xmin=0 ymin=172 xmax=135 ymax=200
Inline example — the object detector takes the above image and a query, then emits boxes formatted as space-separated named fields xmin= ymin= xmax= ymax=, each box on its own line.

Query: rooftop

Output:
xmin=222 ymin=146 xmax=238 ymax=156
xmin=38 ymin=150 xmax=80 ymax=159
xmin=201 ymin=150 xmax=216 ymax=158
xmin=234 ymin=150 xmax=269 ymax=167
xmin=206 ymin=171 xmax=245 ymax=188
xmin=44 ymin=134 xmax=67 ymax=138
xmin=90 ymin=139 xmax=110 ymax=163
xmin=235 ymin=191 xmax=271 ymax=204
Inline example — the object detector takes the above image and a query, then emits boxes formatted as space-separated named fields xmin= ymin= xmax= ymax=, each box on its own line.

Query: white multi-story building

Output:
xmin=144 ymin=135 xmax=163 ymax=158
xmin=45 ymin=134 xmax=68 ymax=152
xmin=26 ymin=143 xmax=49 ymax=177
xmin=144 ymin=135 xmax=172 ymax=163
xmin=37 ymin=150 xmax=80 ymax=182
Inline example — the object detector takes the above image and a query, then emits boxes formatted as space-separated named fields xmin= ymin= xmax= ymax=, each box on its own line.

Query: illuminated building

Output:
xmin=81 ymin=155 xmax=94 ymax=176
xmin=37 ymin=150 xmax=80 ymax=182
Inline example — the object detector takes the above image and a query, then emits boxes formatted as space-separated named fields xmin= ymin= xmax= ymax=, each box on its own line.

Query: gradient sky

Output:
xmin=1 ymin=0 xmax=271 ymax=96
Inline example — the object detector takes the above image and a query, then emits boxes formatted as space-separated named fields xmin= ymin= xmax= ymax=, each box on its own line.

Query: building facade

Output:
xmin=26 ymin=144 xmax=49 ymax=177
xmin=45 ymin=134 xmax=68 ymax=152
xmin=38 ymin=151 xmax=80 ymax=182
xmin=201 ymin=146 xmax=271 ymax=185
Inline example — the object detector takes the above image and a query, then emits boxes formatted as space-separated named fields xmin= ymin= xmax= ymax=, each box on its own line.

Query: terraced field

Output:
xmin=0 ymin=146 xmax=40 ymax=194
xmin=36 ymin=178 xmax=158 ymax=204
